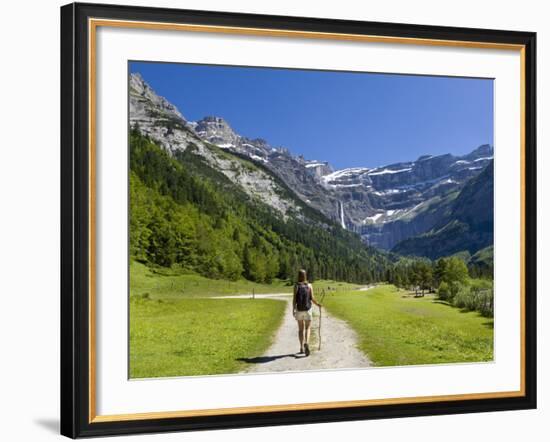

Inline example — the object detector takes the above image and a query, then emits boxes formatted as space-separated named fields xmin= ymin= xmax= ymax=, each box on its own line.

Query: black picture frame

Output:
xmin=60 ymin=2 xmax=537 ymax=438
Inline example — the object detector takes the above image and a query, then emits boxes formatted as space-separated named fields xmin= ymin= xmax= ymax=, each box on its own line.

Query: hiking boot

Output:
xmin=304 ymin=343 xmax=310 ymax=356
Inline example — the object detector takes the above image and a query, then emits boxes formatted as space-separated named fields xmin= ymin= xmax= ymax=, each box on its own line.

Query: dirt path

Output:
xmin=358 ymin=284 xmax=377 ymax=291
xmin=214 ymin=293 xmax=372 ymax=373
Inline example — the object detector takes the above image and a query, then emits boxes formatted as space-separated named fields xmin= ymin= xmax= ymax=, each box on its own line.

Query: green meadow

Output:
xmin=130 ymin=262 xmax=493 ymax=377
xmin=130 ymin=260 xmax=359 ymax=299
xmin=129 ymin=261 xmax=359 ymax=378
xmin=130 ymin=296 xmax=286 ymax=378
xmin=323 ymin=284 xmax=494 ymax=366
xmin=130 ymin=260 xmax=291 ymax=299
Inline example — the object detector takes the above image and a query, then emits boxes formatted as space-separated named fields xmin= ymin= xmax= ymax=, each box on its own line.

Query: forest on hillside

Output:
xmin=129 ymin=129 xmax=391 ymax=284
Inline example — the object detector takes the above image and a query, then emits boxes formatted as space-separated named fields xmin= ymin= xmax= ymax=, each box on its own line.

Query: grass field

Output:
xmin=323 ymin=284 xmax=493 ymax=366
xmin=130 ymin=260 xmax=361 ymax=299
xmin=130 ymin=261 xmax=291 ymax=299
xmin=130 ymin=262 xmax=492 ymax=376
xmin=129 ymin=261 xmax=361 ymax=378
xmin=130 ymin=296 xmax=286 ymax=378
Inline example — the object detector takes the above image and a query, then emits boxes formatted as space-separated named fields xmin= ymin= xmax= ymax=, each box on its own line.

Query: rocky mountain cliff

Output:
xmin=129 ymin=72 xmax=493 ymax=256
xmin=328 ymin=145 xmax=493 ymax=249
xmin=130 ymin=73 xmax=343 ymax=221
xmin=130 ymin=73 xmax=299 ymax=219
xmin=392 ymin=161 xmax=494 ymax=259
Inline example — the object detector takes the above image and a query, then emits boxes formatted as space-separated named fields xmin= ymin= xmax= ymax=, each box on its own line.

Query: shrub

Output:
xmin=449 ymin=281 xmax=461 ymax=302
xmin=471 ymin=286 xmax=494 ymax=317
xmin=478 ymin=289 xmax=494 ymax=317
xmin=438 ymin=281 xmax=450 ymax=300
xmin=469 ymin=278 xmax=493 ymax=291
xmin=453 ymin=285 xmax=475 ymax=310
xmin=450 ymin=284 xmax=494 ymax=318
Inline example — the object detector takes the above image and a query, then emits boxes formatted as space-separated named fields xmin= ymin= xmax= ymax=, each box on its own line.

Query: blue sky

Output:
xmin=130 ymin=61 xmax=493 ymax=170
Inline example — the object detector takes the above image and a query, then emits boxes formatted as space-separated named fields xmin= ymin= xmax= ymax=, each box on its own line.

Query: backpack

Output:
xmin=295 ymin=283 xmax=312 ymax=311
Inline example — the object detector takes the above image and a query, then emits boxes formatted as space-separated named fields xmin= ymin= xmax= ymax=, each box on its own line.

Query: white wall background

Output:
xmin=0 ymin=0 xmax=546 ymax=440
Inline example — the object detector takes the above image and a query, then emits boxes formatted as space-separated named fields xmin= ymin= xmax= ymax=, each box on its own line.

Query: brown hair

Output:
xmin=297 ymin=269 xmax=307 ymax=283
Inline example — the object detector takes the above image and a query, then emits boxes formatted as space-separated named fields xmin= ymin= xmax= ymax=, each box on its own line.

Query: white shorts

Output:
xmin=294 ymin=309 xmax=313 ymax=321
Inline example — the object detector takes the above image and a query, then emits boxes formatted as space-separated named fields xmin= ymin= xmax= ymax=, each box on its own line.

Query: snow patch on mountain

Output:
xmin=368 ymin=167 xmax=413 ymax=176
xmin=364 ymin=213 xmax=383 ymax=223
xmin=305 ymin=162 xmax=325 ymax=168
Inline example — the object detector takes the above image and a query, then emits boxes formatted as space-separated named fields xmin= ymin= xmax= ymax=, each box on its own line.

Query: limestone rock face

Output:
xmin=129 ymin=73 xmax=187 ymax=123
xmin=129 ymin=73 xmax=197 ymax=155
xmin=392 ymin=161 xmax=494 ymax=258
xmin=305 ymin=161 xmax=334 ymax=179
xmin=129 ymin=73 xmax=298 ymax=219
xmin=195 ymin=116 xmax=240 ymax=148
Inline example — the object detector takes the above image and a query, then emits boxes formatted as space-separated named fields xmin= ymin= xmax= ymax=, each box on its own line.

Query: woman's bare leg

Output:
xmin=298 ymin=319 xmax=305 ymax=351
xmin=304 ymin=320 xmax=312 ymax=344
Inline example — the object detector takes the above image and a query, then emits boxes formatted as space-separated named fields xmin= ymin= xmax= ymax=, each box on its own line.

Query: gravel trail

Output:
xmin=214 ymin=293 xmax=372 ymax=373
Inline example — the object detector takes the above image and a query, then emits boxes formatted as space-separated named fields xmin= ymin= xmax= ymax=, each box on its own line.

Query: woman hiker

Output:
xmin=293 ymin=269 xmax=322 ymax=356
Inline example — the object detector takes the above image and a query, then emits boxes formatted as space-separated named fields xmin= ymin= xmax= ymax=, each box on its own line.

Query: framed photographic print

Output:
xmin=60 ymin=2 xmax=537 ymax=438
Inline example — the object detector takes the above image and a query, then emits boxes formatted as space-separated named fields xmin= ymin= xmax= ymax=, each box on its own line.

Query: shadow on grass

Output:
xmin=237 ymin=354 xmax=298 ymax=364
xmin=433 ymin=301 xmax=495 ymax=320
xmin=483 ymin=321 xmax=494 ymax=329
xmin=172 ymin=351 xmax=189 ymax=357
xmin=432 ymin=300 xmax=452 ymax=306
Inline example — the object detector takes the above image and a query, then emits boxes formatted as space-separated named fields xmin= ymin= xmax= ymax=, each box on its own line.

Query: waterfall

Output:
xmin=339 ymin=201 xmax=346 ymax=230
